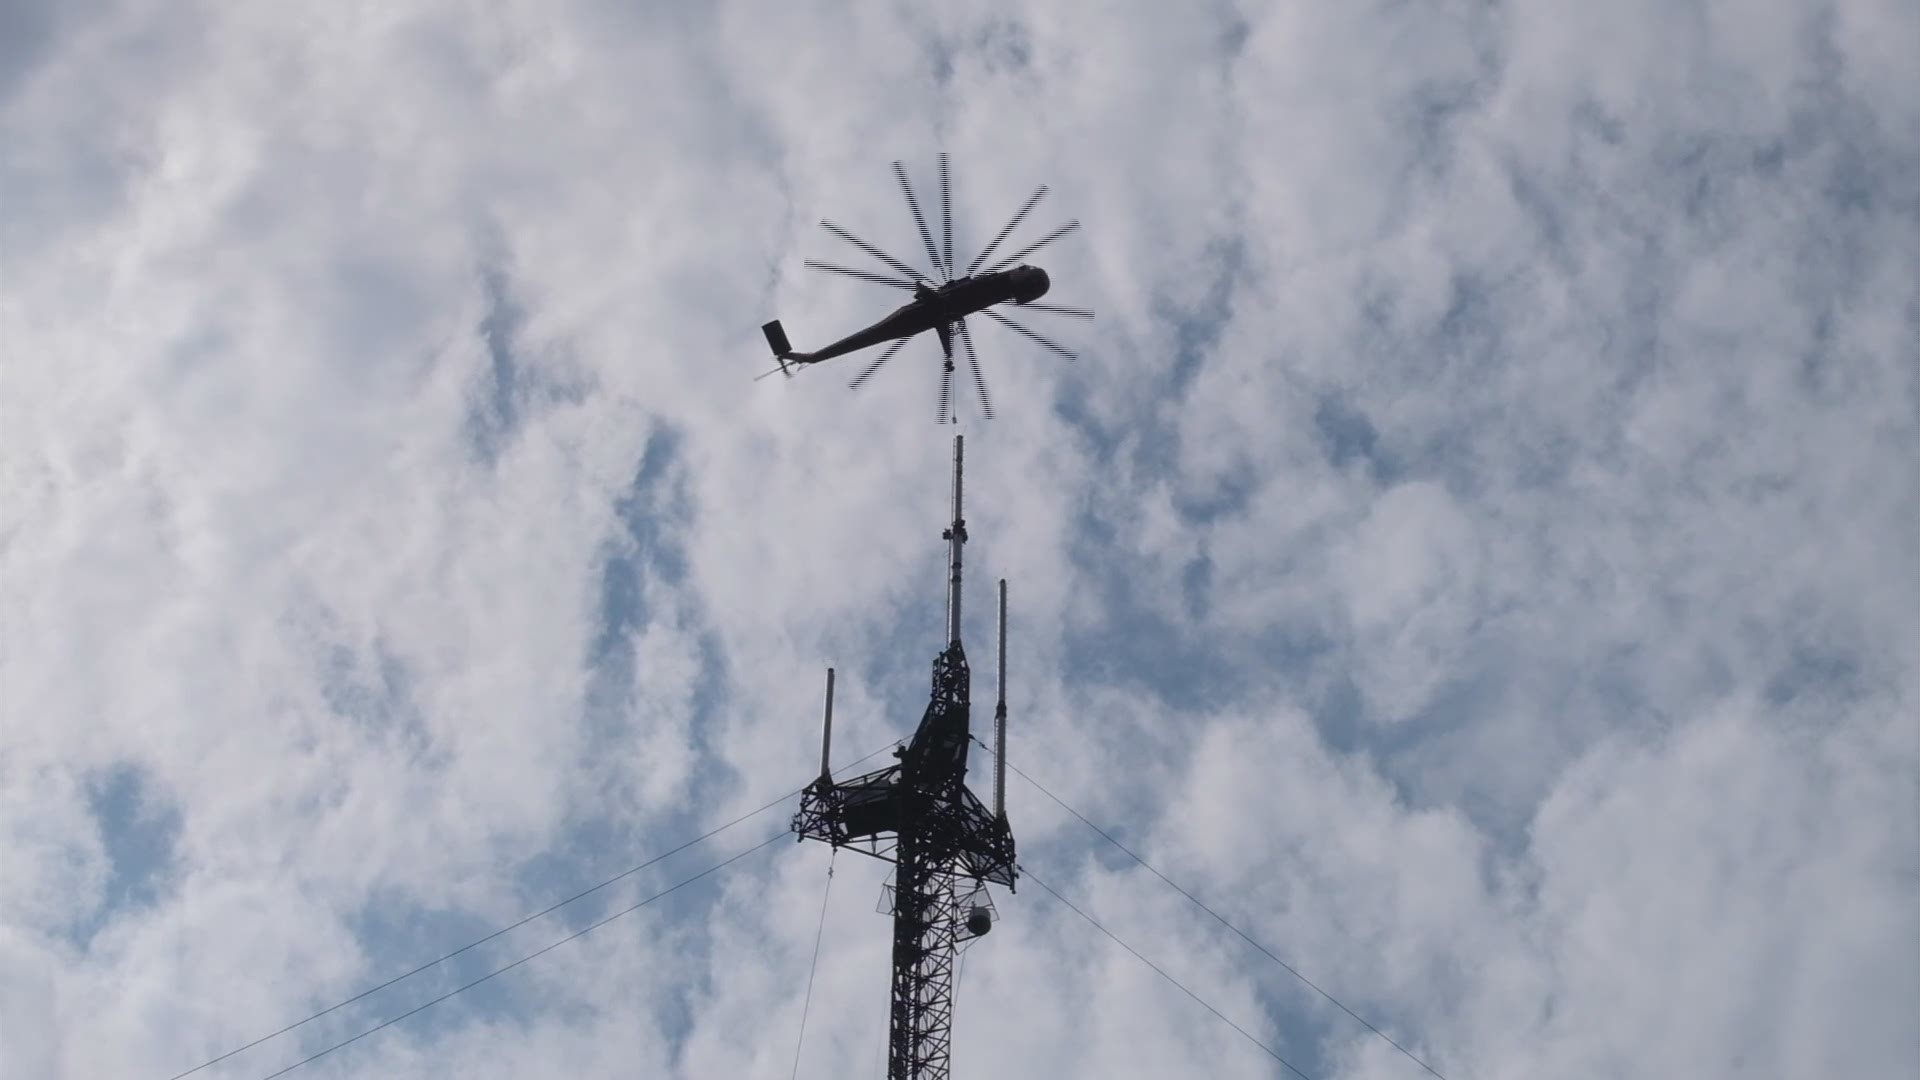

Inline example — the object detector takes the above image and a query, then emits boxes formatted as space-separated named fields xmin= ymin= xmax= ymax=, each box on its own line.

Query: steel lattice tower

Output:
xmin=792 ymin=435 xmax=1016 ymax=1079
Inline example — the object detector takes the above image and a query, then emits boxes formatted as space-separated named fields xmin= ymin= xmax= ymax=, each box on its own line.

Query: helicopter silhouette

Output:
xmin=761 ymin=156 xmax=1093 ymax=421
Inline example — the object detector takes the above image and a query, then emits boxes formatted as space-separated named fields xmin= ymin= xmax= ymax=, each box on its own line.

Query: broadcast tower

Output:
xmin=791 ymin=435 xmax=1017 ymax=1079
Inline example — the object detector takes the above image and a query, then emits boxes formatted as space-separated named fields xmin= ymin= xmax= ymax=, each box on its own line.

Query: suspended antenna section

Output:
xmin=944 ymin=436 xmax=967 ymax=646
xmin=994 ymin=579 xmax=1007 ymax=821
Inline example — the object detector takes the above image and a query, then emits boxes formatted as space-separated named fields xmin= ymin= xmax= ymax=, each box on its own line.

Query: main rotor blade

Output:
xmin=821 ymin=220 xmax=929 ymax=285
xmin=848 ymin=336 xmax=910 ymax=390
xmin=893 ymin=162 xmax=945 ymax=282
xmin=938 ymin=357 xmax=954 ymax=424
xmin=803 ymin=260 xmax=916 ymax=290
xmin=986 ymin=220 xmax=1081 ymax=274
xmin=940 ymin=153 xmax=953 ymax=281
xmin=982 ymin=307 xmax=1078 ymax=362
xmin=959 ymin=318 xmax=993 ymax=420
xmin=1018 ymin=301 xmax=1096 ymax=319
xmin=967 ymin=186 xmax=1047 ymax=276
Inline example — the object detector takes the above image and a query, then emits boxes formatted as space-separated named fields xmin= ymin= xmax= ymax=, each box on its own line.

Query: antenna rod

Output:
xmin=819 ymin=667 xmax=835 ymax=781
xmin=944 ymin=435 xmax=967 ymax=647
xmin=995 ymin=578 xmax=1007 ymax=820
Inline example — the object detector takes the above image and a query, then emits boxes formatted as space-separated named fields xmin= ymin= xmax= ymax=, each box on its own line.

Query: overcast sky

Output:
xmin=4 ymin=1 xmax=1918 ymax=1078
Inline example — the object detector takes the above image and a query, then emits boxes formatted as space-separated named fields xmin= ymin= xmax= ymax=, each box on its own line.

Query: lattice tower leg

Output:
xmin=888 ymin=836 xmax=958 ymax=1080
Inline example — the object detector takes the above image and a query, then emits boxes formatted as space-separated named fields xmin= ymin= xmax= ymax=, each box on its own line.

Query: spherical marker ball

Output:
xmin=965 ymin=906 xmax=992 ymax=937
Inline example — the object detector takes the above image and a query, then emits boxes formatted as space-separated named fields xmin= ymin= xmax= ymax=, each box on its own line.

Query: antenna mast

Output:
xmin=792 ymin=435 xmax=1017 ymax=1080
xmin=819 ymin=667 xmax=835 ymax=781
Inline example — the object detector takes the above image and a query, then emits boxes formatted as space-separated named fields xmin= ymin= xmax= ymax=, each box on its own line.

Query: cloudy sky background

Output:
xmin=4 ymin=1 xmax=1918 ymax=1077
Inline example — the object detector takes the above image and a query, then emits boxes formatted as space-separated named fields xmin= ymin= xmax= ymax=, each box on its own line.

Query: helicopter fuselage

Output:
xmin=780 ymin=265 xmax=1050 ymax=366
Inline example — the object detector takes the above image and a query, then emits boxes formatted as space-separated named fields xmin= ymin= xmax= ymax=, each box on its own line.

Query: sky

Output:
xmin=3 ymin=1 xmax=1917 ymax=1078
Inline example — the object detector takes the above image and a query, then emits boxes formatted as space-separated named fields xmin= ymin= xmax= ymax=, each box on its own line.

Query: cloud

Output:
xmin=3 ymin=1 xmax=1915 ymax=1077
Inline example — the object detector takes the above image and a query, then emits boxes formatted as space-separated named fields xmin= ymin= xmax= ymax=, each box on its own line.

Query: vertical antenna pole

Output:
xmin=995 ymin=578 xmax=1007 ymax=821
xmin=819 ymin=667 xmax=835 ymax=781
xmin=944 ymin=435 xmax=966 ymax=647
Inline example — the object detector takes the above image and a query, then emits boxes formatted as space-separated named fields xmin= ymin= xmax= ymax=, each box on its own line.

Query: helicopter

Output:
xmin=761 ymin=156 xmax=1094 ymax=421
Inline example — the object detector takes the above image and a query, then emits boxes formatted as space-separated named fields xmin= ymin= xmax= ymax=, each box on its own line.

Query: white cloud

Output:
xmin=3 ymin=1 xmax=1915 ymax=1078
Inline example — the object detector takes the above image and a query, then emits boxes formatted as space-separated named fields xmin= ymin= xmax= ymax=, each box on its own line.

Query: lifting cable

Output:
xmin=165 ymin=742 xmax=895 ymax=1080
xmin=977 ymin=735 xmax=1455 ymax=1080
xmin=789 ymin=850 xmax=837 ymax=1080
xmin=257 ymin=831 xmax=788 ymax=1080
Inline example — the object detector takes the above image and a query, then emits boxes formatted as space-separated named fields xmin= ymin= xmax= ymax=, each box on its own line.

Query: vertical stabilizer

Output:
xmin=762 ymin=319 xmax=793 ymax=357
